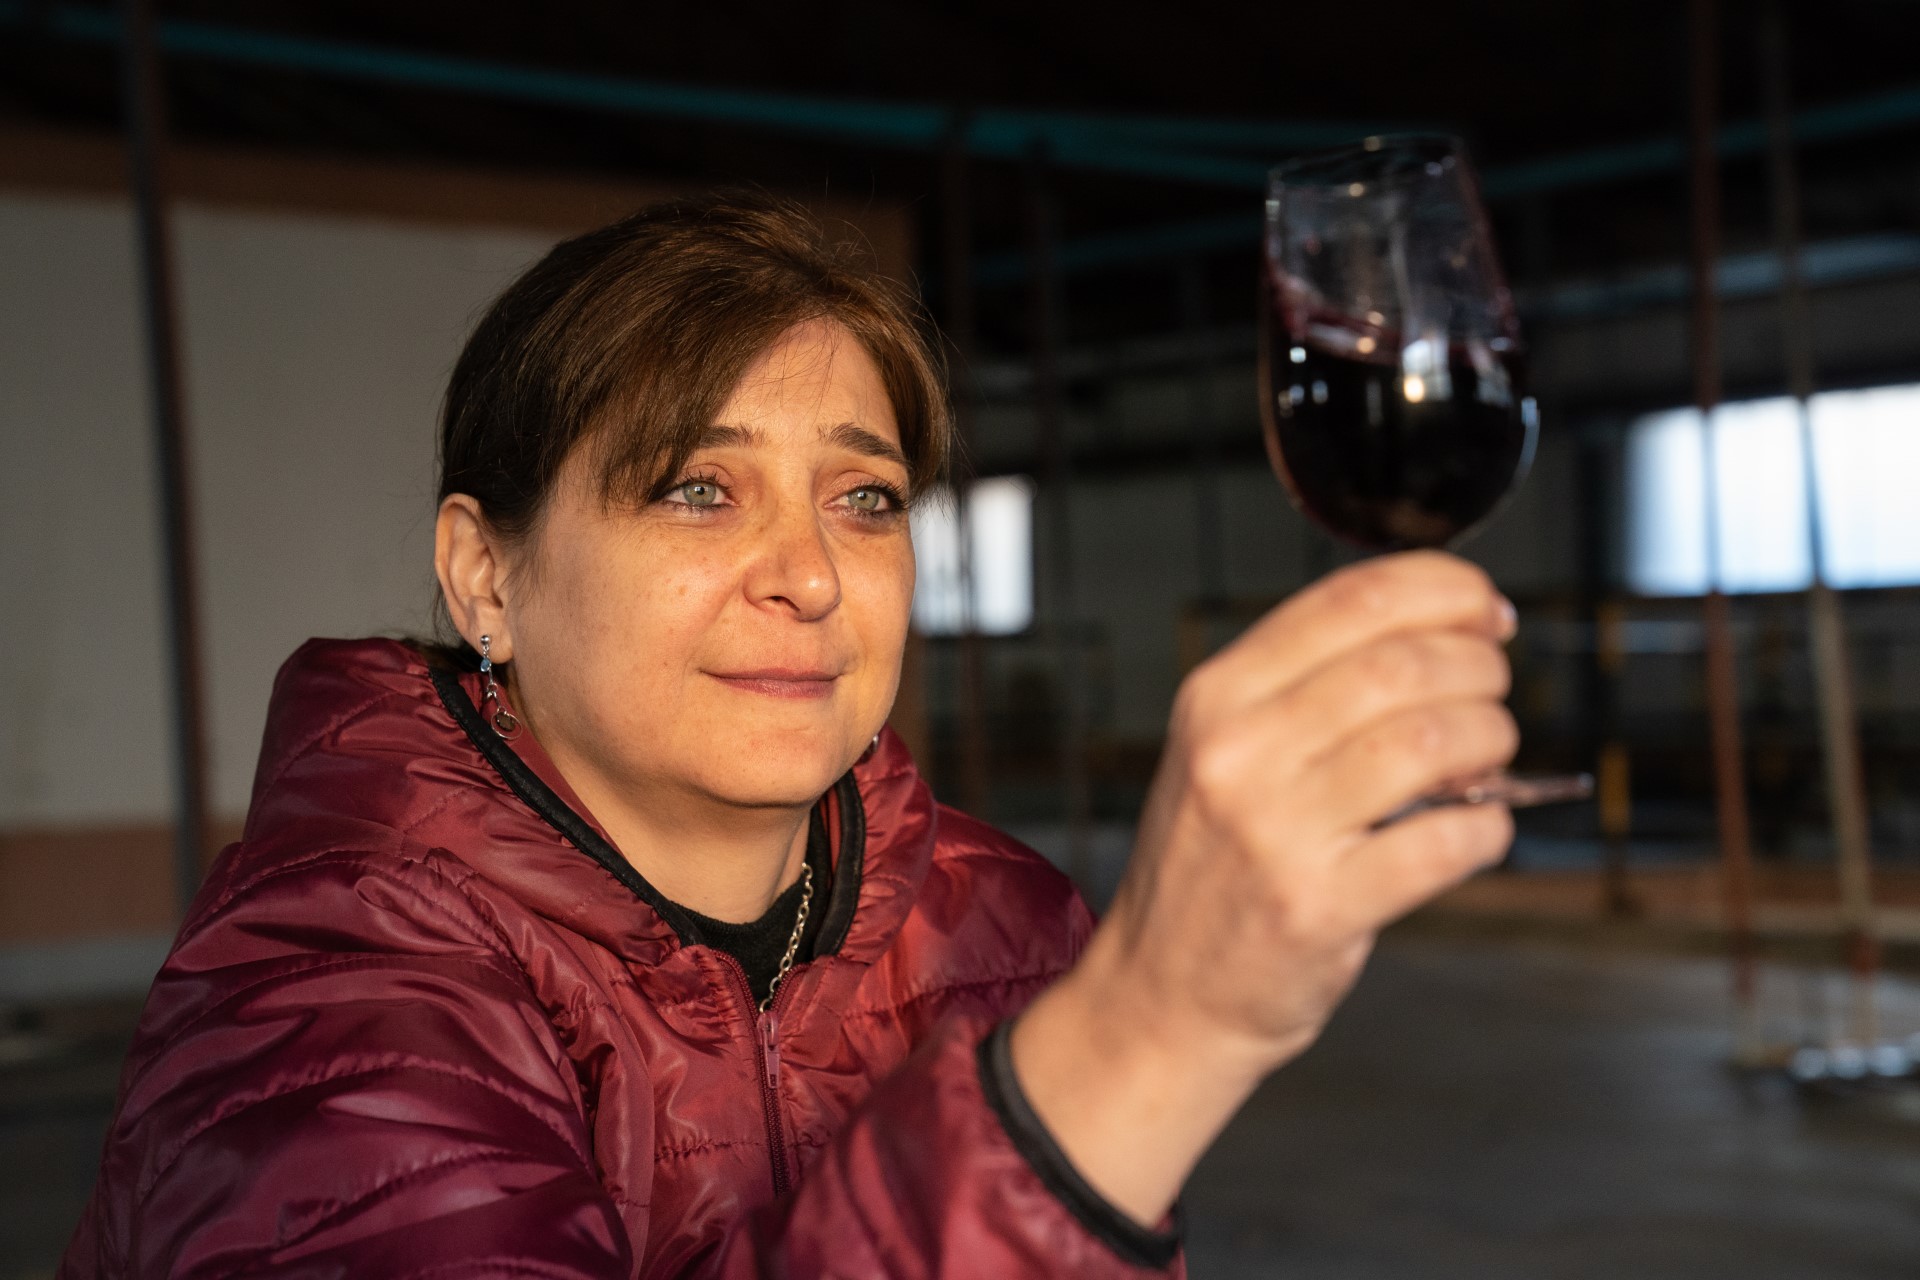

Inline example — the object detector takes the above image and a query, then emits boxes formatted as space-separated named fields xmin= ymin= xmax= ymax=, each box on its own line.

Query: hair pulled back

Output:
xmin=438 ymin=194 xmax=951 ymax=549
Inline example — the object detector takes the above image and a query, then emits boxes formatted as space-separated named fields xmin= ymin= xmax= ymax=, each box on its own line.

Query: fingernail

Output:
xmin=1494 ymin=595 xmax=1518 ymax=638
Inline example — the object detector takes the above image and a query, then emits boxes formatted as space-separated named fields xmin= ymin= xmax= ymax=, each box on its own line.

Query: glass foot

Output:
xmin=1377 ymin=770 xmax=1594 ymax=828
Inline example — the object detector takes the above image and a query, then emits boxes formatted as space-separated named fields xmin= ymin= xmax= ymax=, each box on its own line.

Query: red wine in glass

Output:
xmin=1260 ymin=135 xmax=1590 ymax=816
xmin=1262 ymin=327 xmax=1535 ymax=551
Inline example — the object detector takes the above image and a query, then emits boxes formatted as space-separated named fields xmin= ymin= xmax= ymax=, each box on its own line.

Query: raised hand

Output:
xmin=1010 ymin=550 xmax=1520 ymax=1227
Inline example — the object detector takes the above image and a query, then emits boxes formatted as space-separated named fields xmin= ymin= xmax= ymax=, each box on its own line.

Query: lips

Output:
xmin=707 ymin=668 xmax=842 ymax=699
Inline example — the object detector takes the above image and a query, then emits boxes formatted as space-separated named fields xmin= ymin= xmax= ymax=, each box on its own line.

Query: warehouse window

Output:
xmin=910 ymin=476 xmax=1035 ymax=635
xmin=1625 ymin=383 xmax=1920 ymax=595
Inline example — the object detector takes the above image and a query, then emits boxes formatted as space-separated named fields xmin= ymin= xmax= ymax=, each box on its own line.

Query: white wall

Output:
xmin=1 ymin=192 xmax=556 ymax=825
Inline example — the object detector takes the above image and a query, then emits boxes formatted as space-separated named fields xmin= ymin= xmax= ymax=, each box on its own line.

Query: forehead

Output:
xmin=719 ymin=320 xmax=901 ymax=446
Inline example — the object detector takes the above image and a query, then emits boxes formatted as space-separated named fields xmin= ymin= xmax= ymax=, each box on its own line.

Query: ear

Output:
xmin=435 ymin=494 xmax=518 ymax=661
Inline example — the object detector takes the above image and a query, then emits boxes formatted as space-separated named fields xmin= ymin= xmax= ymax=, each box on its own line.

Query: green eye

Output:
xmin=849 ymin=487 xmax=883 ymax=512
xmin=679 ymin=480 xmax=720 ymax=507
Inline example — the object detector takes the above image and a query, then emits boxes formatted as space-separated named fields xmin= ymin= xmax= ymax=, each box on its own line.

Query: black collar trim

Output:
xmin=977 ymin=1019 xmax=1185 ymax=1268
xmin=428 ymin=662 xmax=865 ymax=956
xmin=813 ymin=760 xmax=865 ymax=956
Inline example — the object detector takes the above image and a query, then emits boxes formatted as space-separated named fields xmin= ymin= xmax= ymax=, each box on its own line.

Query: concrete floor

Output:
xmin=4 ymin=933 xmax=1919 ymax=1279
xmin=0 ymin=999 xmax=139 ymax=1280
xmin=1183 ymin=932 xmax=1920 ymax=1279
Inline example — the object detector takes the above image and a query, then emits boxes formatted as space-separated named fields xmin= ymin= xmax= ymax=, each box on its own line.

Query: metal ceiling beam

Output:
xmin=963 ymin=230 xmax=1920 ymax=397
xmin=1515 ymin=232 xmax=1920 ymax=321
xmin=968 ymin=95 xmax=1920 ymax=285
xmin=0 ymin=2 xmax=1376 ymax=188
xmin=9 ymin=3 xmax=1918 ymax=278
xmin=1486 ymin=80 xmax=1920 ymax=199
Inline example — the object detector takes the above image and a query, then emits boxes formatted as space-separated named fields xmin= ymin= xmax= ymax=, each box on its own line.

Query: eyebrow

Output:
xmin=694 ymin=422 xmax=909 ymax=471
xmin=825 ymin=421 xmax=910 ymax=470
xmin=691 ymin=423 xmax=757 ymax=454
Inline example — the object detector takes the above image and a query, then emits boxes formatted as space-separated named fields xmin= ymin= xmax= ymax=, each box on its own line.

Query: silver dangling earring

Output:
xmin=478 ymin=634 xmax=521 ymax=739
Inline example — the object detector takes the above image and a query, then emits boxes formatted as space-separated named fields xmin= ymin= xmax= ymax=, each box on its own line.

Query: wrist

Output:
xmin=1007 ymin=937 xmax=1270 ymax=1228
xmin=1060 ymin=920 xmax=1287 ymax=1094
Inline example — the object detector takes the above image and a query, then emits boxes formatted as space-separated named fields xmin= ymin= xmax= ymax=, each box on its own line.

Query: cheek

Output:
xmin=615 ymin=555 xmax=737 ymax=669
xmin=527 ymin=541 xmax=734 ymax=691
xmin=848 ymin=540 xmax=916 ymax=671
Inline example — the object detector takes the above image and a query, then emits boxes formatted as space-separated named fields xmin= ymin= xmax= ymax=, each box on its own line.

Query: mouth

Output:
xmin=707 ymin=669 xmax=842 ymax=700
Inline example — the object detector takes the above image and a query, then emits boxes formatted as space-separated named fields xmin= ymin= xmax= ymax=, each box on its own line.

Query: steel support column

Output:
xmin=940 ymin=115 xmax=994 ymax=820
xmin=1180 ymin=261 xmax=1227 ymax=609
xmin=1760 ymin=0 xmax=1880 ymax=1045
xmin=121 ymin=0 xmax=212 ymax=916
xmin=1027 ymin=144 xmax=1093 ymax=889
xmin=1688 ymin=0 xmax=1762 ymax=1057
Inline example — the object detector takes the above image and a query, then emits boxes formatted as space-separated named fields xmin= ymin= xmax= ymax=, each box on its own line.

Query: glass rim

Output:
xmin=1267 ymin=132 xmax=1466 ymax=188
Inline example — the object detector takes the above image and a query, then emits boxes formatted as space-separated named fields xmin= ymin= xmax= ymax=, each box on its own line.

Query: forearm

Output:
xmin=1007 ymin=925 xmax=1280 ymax=1229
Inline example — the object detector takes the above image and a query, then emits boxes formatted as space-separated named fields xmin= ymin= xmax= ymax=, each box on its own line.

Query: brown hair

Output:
xmin=438 ymin=193 xmax=951 ymax=554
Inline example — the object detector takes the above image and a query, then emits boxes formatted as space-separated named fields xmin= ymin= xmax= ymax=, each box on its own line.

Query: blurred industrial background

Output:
xmin=4 ymin=1 xmax=1920 ymax=1276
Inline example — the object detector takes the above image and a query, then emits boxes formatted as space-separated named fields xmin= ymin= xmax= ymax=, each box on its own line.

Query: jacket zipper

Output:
xmin=720 ymin=955 xmax=799 ymax=1197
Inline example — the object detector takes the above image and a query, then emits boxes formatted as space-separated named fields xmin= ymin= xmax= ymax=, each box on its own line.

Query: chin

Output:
xmin=693 ymin=737 xmax=855 ymax=808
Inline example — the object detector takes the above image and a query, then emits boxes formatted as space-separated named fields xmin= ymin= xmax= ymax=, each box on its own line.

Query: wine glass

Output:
xmin=1259 ymin=133 xmax=1591 ymax=817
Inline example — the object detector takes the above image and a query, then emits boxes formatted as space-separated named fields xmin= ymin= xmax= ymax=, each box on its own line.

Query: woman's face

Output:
xmin=499 ymin=318 xmax=915 ymax=814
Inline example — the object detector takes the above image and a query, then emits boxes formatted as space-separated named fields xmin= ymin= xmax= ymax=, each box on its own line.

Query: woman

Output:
xmin=62 ymin=197 xmax=1518 ymax=1279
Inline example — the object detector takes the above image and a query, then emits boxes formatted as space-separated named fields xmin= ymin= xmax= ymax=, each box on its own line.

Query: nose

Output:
xmin=744 ymin=493 xmax=841 ymax=620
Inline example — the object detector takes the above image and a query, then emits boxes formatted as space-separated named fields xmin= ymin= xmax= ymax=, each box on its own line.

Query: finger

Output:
xmin=1256 ymin=630 xmax=1511 ymax=772
xmin=1201 ymin=551 xmax=1513 ymax=711
xmin=1303 ymin=700 xmax=1520 ymax=838
xmin=1332 ymin=802 xmax=1514 ymax=932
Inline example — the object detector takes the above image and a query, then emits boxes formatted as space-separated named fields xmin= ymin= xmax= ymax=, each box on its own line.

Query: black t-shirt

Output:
xmin=677 ymin=817 xmax=832 ymax=1008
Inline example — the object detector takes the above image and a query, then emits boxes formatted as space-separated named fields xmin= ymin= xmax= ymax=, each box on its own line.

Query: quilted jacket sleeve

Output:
xmin=712 ymin=1015 xmax=1184 ymax=1280
xmin=60 ymin=847 xmax=635 ymax=1280
xmin=62 ymin=847 xmax=1181 ymax=1280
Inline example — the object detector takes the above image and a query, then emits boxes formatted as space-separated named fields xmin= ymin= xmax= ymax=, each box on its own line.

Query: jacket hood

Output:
xmin=233 ymin=637 xmax=937 ymax=971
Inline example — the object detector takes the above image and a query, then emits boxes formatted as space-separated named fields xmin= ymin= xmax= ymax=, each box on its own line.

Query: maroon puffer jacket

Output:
xmin=61 ymin=638 xmax=1184 ymax=1278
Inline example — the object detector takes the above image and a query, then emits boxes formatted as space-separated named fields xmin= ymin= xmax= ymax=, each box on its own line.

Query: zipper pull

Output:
xmin=760 ymin=1010 xmax=781 ymax=1095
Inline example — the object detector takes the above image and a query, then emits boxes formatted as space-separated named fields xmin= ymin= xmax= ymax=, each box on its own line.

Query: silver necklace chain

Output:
xmin=760 ymin=862 xmax=814 ymax=1014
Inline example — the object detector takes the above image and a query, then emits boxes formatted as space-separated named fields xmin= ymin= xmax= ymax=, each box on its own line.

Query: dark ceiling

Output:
xmin=5 ymin=0 xmax=1919 ymax=353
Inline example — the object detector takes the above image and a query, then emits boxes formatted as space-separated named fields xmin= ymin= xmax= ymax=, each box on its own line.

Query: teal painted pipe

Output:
xmin=0 ymin=2 xmax=1372 ymax=186
xmin=7 ymin=2 xmax=1919 ymax=276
